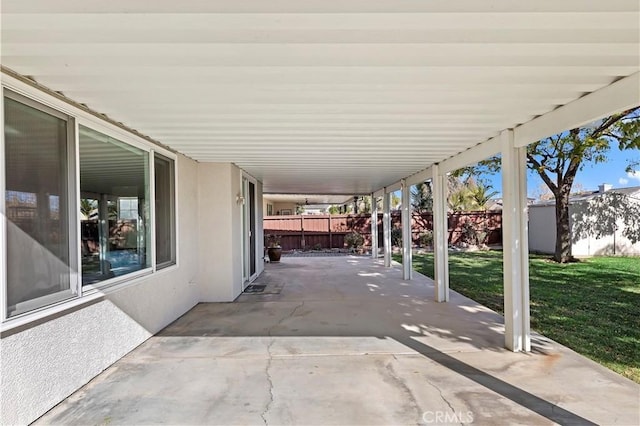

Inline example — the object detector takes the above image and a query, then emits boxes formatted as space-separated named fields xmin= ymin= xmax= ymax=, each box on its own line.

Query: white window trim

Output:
xmin=0 ymin=85 xmax=7 ymax=322
xmin=150 ymin=150 xmax=157 ymax=271
xmin=75 ymin=120 xmax=153 ymax=291
xmin=81 ymin=267 xmax=154 ymax=295
xmin=152 ymin=151 xmax=178 ymax=271
xmin=1 ymin=72 xmax=180 ymax=327
xmin=0 ymin=267 xmax=157 ymax=334
xmin=73 ymin=119 xmax=83 ymax=298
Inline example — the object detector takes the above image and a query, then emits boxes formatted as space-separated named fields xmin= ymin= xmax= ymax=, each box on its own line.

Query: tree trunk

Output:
xmin=554 ymin=192 xmax=573 ymax=263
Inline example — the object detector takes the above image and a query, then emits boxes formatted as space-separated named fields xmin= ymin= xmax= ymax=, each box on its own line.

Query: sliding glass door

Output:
xmin=242 ymin=177 xmax=257 ymax=286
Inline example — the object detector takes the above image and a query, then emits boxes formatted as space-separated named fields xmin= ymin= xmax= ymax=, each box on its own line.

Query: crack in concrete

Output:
xmin=261 ymin=302 xmax=305 ymax=425
xmin=383 ymin=359 xmax=422 ymax=425
xmin=423 ymin=376 xmax=464 ymax=426
xmin=261 ymin=339 xmax=275 ymax=426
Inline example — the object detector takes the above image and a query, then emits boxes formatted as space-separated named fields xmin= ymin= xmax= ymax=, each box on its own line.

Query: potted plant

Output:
xmin=265 ymin=234 xmax=282 ymax=262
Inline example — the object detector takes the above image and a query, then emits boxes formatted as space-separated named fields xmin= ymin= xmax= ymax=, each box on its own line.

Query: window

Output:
xmin=267 ymin=203 xmax=273 ymax=216
xmin=118 ymin=197 xmax=139 ymax=220
xmin=154 ymin=153 xmax=176 ymax=268
xmin=3 ymin=84 xmax=178 ymax=321
xmin=4 ymin=93 xmax=75 ymax=317
xmin=79 ymin=126 xmax=150 ymax=285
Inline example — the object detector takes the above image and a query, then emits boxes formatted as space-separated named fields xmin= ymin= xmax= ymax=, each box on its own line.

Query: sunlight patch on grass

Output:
xmin=402 ymin=251 xmax=640 ymax=383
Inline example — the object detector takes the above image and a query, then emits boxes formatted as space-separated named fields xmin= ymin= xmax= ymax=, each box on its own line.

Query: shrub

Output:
xmin=459 ymin=222 xmax=487 ymax=246
xmin=419 ymin=230 xmax=433 ymax=247
xmin=391 ymin=228 xmax=402 ymax=247
xmin=265 ymin=234 xmax=281 ymax=247
xmin=344 ymin=231 xmax=364 ymax=248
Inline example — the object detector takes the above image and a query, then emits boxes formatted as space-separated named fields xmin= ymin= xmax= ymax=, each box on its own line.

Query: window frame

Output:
xmin=153 ymin=152 xmax=177 ymax=270
xmin=76 ymin=122 xmax=153 ymax=291
xmin=2 ymin=88 xmax=80 ymax=318
xmin=1 ymin=74 xmax=179 ymax=327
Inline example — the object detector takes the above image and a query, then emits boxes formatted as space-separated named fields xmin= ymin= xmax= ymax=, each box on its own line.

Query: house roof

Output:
xmin=531 ymin=186 xmax=640 ymax=207
xmin=2 ymin=1 xmax=639 ymax=195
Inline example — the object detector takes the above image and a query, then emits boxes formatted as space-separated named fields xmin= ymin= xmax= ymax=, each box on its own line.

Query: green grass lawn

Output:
xmin=394 ymin=251 xmax=640 ymax=383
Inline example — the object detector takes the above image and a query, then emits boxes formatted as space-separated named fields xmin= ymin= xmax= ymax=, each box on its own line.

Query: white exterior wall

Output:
xmin=197 ymin=163 xmax=245 ymax=301
xmin=570 ymin=198 xmax=640 ymax=256
xmin=0 ymin=154 xmax=202 ymax=425
xmin=528 ymin=205 xmax=557 ymax=254
xmin=528 ymin=202 xmax=640 ymax=256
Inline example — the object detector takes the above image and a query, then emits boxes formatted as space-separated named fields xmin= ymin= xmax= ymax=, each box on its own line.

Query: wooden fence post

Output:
xmin=328 ymin=215 xmax=333 ymax=249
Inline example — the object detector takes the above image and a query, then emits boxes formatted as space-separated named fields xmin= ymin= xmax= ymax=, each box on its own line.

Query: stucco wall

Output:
xmin=230 ymin=165 xmax=243 ymax=298
xmin=528 ymin=200 xmax=640 ymax=256
xmin=0 ymin=154 xmax=201 ymax=425
xmin=196 ymin=163 xmax=245 ymax=302
xmin=570 ymin=198 xmax=640 ymax=256
xmin=528 ymin=205 xmax=557 ymax=254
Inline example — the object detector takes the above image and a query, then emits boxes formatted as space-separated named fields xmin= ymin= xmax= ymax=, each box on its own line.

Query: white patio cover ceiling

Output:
xmin=2 ymin=0 xmax=639 ymax=194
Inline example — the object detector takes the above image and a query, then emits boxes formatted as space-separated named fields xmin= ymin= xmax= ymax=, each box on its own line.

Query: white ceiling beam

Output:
xmin=5 ymin=43 xmax=635 ymax=58
xmin=24 ymin=67 xmax=628 ymax=83
xmin=143 ymin=122 xmax=504 ymax=129
xmin=384 ymin=181 xmax=402 ymax=194
xmin=100 ymin=104 xmax=557 ymax=114
xmin=5 ymin=29 xmax=639 ymax=44
xmin=405 ymin=166 xmax=433 ymax=186
xmin=372 ymin=188 xmax=386 ymax=198
xmin=3 ymin=12 xmax=637 ymax=30
xmin=3 ymin=0 xmax=637 ymax=14
xmin=514 ymin=72 xmax=640 ymax=147
xmin=439 ymin=135 xmax=501 ymax=173
xmin=14 ymin=82 xmax=609 ymax=97
xmin=5 ymin=54 xmax=636 ymax=68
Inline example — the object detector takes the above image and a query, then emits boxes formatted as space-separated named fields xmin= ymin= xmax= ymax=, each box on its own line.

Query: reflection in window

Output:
xmin=118 ymin=198 xmax=139 ymax=220
xmin=79 ymin=126 xmax=150 ymax=285
xmin=4 ymin=94 xmax=74 ymax=317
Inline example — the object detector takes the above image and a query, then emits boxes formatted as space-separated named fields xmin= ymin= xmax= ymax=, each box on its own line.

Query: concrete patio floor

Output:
xmin=37 ymin=257 xmax=639 ymax=425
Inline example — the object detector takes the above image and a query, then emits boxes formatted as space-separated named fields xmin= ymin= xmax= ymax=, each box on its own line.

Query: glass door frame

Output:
xmin=241 ymin=174 xmax=258 ymax=287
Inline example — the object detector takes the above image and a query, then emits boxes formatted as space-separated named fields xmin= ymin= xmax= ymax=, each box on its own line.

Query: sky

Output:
xmin=482 ymin=147 xmax=640 ymax=199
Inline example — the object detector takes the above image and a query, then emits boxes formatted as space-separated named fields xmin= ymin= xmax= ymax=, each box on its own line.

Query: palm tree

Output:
xmin=80 ymin=198 xmax=96 ymax=219
xmin=467 ymin=181 xmax=499 ymax=211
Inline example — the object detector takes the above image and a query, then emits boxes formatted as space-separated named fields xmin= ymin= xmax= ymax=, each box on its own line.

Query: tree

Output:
xmin=448 ymin=186 xmax=472 ymax=211
xmin=80 ymin=198 xmax=96 ymax=219
xmin=328 ymin=205 xmax=340 ymax=215
xmin=447 ymin=176 xmax=478 ymax=211
xmin=391 ymin=192 xmax=401 ymax=210
xmin=472 ymin=107 xmax=640 ymax=262
xmin=411 ymin=182 xmax=433 ymax=212
xmin=466 ymin=180 xmax=498 ymax=211
xmin=531 ymin=183 xmax=554 ymax=201
xmin=360 ymin=195 xmax=372 ymax=214
xmin=527 ymin=107 xmax=640 ymax=262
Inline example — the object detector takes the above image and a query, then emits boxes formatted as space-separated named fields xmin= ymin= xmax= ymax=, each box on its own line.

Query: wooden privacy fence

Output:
xmin=264 ymin=212 xmax=502 ymax=251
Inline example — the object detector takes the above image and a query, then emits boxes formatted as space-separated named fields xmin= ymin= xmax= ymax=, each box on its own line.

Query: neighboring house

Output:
xmin=486 ymin=197 xmax=536 ymax=211
xmin=529 ymin=184 xmax=640 ymax=256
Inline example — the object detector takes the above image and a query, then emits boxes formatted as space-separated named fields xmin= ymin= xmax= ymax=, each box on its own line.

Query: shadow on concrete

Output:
xmin=155 ymin=258 xmax=603 ymax=425
xmin=39 ymin=257 xmax=636 ymax=425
